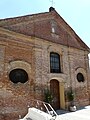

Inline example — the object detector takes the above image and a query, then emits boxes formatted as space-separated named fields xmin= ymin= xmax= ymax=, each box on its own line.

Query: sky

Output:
xmin=0 ymin=0 xmax=90 ymax=49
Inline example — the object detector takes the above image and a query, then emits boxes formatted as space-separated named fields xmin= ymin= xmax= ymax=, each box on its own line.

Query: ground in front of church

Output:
xmin=56 ymin=105 xmax=90 ymax=120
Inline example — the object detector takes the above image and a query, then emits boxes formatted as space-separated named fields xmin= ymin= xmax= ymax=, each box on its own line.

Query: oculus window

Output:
xmin=77 ymin=73 xmax=85 ymax=82
xmin=50 ymin=52 xmax=61 ymax=73
xmin=9 ymin=68 xmax=28 ymax=83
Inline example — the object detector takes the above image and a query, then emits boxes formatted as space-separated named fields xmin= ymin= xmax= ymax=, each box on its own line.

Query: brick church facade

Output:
xmin=0 ymin=7 xmax=90 ymax=119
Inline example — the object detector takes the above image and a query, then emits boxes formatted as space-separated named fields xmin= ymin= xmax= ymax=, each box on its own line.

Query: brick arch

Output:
xmin=8 ymin=60 xmax=31 ymax=79
xmin=48 ymin=77 xmax=65 ymax=83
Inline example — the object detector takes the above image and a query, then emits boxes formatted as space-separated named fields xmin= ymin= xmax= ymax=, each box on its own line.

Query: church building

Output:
xmin=0 ymin=7 xmax=90 ymax=120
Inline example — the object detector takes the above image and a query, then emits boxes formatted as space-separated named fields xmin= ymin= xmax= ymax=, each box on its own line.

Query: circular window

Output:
xmin=9 ymin=69 xmax=28 ymax=83
xmin=77 ymin=73 xmax=84 ymax=82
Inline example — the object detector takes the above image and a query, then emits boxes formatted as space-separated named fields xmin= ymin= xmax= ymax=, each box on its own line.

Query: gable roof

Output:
xmin=0 ymin=7 xmax=89 ymax=51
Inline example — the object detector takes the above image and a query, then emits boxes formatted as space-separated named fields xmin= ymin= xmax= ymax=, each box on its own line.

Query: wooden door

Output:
xmin=50 ymin=79 xmax=60 ymax=110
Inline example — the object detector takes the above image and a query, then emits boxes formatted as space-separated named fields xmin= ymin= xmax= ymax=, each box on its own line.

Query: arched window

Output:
xmin=50 ymin=52 xmax=61 ymax=73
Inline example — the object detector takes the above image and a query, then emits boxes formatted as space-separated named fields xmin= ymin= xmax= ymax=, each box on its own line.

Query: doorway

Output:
xmin=50 ymin=79 xmax=60 ymax=110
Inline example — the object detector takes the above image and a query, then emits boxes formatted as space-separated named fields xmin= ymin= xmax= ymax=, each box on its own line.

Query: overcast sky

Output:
xmin=0 ymin=0 xmax=90 ymax=49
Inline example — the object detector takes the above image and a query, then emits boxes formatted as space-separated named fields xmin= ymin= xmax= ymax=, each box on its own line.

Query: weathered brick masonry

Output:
xmin=0 ymin=7 xmax=90 ymax=120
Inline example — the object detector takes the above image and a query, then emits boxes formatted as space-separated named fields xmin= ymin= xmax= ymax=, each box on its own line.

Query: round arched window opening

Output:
xmin=77 ymin=73 xmax=85 ymax=82
xmin=9 ymin=68 xmax=28 ymax=83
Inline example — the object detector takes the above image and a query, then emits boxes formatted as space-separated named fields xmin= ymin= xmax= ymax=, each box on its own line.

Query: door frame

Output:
xmin=50 ymin=79 xmax=65 ymax=109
